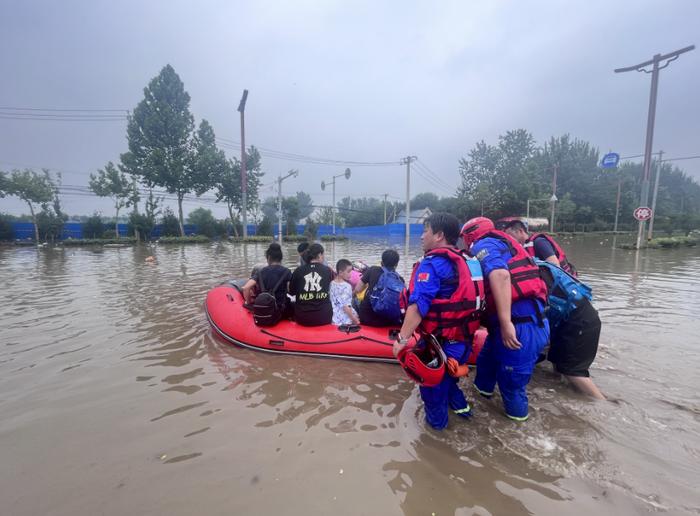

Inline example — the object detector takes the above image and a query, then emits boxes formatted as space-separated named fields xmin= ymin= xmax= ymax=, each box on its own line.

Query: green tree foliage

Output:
xmin=5 ymin=169 xmax=56 ymax=242
xmin=0 ymin=171 xmax=7 ymax=198
xmin=457 ymin=130 xmax=700 ymax=231
xmin=212 ymin=146 xmax=264 ymax=236
xmin=410 ymin=192 xmax=441 ymax=211
xmin=83 ymin=213 xmax=106 ymax=239
xmin=121 ymin=65 xmax=217 ymax=236
xmin=295 ymin=191 xmax=314 ymax=220
xmin=160 ymin=208 xmax=181 ymax=237
xmin=458 ymin=129 xmax=538 ymax=218
xmin=256 ymin=215 xmax=274 ymax=236
xmin=89 ymin=162 xmax=135 ymax=239
xmin=0 ymin=213 xmax=14 ymax=240
xmin=186 ymin=207 xmax=226 ymax=238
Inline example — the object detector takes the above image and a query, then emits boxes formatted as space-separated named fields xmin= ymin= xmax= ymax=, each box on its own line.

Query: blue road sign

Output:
xmin=601 ymin=152 xmax=620 ymax=169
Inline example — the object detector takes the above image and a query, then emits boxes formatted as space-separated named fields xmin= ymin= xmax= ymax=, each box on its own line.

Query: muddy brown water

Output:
xmin=0 ymin=236 xmax=698 ymax=515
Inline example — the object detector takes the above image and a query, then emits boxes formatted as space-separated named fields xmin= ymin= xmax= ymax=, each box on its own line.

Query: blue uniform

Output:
xmin=471 ymin=237 xmax=550 ymax=421
xmin=409 ymin=254 xmax=472 ymax=430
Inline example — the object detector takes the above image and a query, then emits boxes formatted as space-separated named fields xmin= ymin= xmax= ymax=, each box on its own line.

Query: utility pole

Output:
xmin=615 ymin=45 xmax=694 ymax=249
xmin=401 ymin=156 xmax=417 ymax=246
xmin=647 ymin=150 xmax=664 ymax=240
xmin=383 ymin=193 xmax=388 ymax=225
xmin=277 ymin=169 xmax=299 ymax=243
xmin=238 ymin=90 xmax=249 ymax=238
xmin=321 ymin=168 xmax=351 ymax=235
xmin=613 ymin=175 xmax=622 ymax=233
xmin=550 ymin=163 xmax=559 ymax=233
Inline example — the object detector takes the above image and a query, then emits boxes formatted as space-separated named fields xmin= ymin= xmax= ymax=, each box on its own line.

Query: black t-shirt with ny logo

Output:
xmin=289 ymin=262 xmax=333 ymax=326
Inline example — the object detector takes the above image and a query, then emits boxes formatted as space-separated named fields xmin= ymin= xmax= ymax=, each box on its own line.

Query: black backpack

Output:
xmin=253 ymin=272 xmax=288 ymax=327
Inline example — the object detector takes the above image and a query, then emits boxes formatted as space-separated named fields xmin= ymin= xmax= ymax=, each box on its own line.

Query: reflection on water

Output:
xmin=0 ymin=237 xmax=698 ymax=515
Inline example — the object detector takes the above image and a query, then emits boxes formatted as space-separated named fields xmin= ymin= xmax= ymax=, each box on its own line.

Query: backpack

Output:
xmin=253 ymin=271 xmax=288 ymax=327
xmin=536 ymin=259 xmax=592 ymax=329
xmin=369 ymin=267 xmax=405 ymax=322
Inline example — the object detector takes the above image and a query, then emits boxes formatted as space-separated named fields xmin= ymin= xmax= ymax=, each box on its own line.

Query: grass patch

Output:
xmin=619 ymin=235 xmax=698 ymax=250
xmin=61 ymin=238 xmax=137 ymax=246
xmin=157 ymin=235 xmax=210 ymax=244
xmin=229 ymin=235 xmax=274 ymax=243
xmin=320 ymin=235 xmax=349 ymax=241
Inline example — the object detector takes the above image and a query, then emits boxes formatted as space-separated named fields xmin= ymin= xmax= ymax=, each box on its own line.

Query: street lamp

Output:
xmin=277 ymin=169 xmax=299 ymax=242
xmin=321 ymin=168 xmax=351 ymax=235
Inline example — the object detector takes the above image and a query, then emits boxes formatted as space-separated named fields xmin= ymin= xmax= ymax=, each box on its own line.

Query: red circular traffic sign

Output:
xmin=633 ymin=206 xmax=653 ymax=221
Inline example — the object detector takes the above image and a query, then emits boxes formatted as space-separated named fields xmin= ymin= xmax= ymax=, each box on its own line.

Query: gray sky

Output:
xmin=1 ymin=0 xmax=699 ymax=219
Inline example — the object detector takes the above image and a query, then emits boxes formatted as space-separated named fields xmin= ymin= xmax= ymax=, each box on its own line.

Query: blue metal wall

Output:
xmin=10 ymin=222 xmax=423 ymax=241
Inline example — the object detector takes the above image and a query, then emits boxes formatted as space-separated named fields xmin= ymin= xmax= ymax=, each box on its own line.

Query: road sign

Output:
xmin=633 ymin=206 xmax=653 ymax=221
xmin=601 ymin=152 xmax=620 ymax=169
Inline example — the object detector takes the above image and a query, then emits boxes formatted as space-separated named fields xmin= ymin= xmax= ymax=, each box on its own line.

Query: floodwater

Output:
xmin=0 ymin=236 xmax=698 ymax=516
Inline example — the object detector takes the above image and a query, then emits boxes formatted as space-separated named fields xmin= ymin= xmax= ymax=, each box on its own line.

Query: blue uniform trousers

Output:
xmin=474 ymin=319 xmax=549 ymax=420
xmin=419 ymin=340 xmax=472 ymax=430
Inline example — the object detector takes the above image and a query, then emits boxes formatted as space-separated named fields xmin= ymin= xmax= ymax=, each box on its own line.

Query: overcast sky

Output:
xmin=1 ymin=0 xmax=699 ymax=219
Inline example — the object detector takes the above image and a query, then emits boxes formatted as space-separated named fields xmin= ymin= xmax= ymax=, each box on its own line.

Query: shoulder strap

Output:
xmin=270 ymin=269 xmax=288 ymax=294
xmin=259 ymin=270 xmax=268 ymax=292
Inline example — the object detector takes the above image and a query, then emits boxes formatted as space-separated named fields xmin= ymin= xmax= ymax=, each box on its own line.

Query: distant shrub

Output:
xmin=161 ymin=208 xmax=181 ymax=236
xmin=0 ymin=213 xmax=14 ymax=241
xmin=82 ymin=213 xmax=106 ymax=239
xmin=157 ymin=235 xmax=210 ymax=244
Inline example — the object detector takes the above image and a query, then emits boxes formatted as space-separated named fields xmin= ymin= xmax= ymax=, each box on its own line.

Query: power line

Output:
xmin=216 ymin=137 xmax=400 ymax=167
xmin=0 ymin=106 xmax=128 ymax=112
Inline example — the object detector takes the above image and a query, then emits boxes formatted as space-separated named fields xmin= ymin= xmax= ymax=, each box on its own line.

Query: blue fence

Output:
xmin=10 ymin=221 xmax=424 ymax=241
xmin=11 ymin=222 xmax=198 ymax=240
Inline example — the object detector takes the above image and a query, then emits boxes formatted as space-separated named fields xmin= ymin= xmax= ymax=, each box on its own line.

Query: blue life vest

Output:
xmin=536 ymin=259 xmax=592 ymax=328
xmin=369 ymin=267 xmax=405 ymax=322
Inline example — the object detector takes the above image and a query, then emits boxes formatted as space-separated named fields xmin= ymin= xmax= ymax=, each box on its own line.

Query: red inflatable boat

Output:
xmin=205 ymin=281 xmax=486 ymax=364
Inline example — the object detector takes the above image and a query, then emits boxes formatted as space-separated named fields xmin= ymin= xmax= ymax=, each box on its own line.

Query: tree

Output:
xmin=160 ymin=208 xmax=181 ymax=237
xmin=121 ymin=65 xmax=213 ymax=236
xmin=6 ymin=169 xmax=55 ymax=242
xmin=458 ymin=129 xmax=538 ymax=217
xmin=411 ymin=192 xmax=440 ymax=211
xmin=213 ymin=146 xmax=264 ymax=236
xmin=187 ymin=207 xmax=226 ymax=238
xmin=296 ymin=191 xmax=314 ymax=220
xmin=83 ymin=213 xmax=106 ymax=239
xmin=0 ymin=170 xmax=7 ymax=197
xmin=89 ymin=162 xmax=134 ymax=239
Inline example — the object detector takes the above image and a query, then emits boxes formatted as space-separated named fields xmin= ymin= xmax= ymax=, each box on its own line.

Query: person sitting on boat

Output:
xmin=500 ymin=221 xmax=605 ymax=399
xmin=242 ymin=242 xmax=292 ymax=312
xmin=289 ymin=243 xmax=333 ymax=326
xmin=496 ymin=217 xmax=577 ymax=277
xmin=354 ymin=249 xmax=405 ymax=327
xmin=393 ymin=213 xmax=485 ymax=430
xmin=297 ymin=242 xmax=310 ymax=266
xmin=331 ymin=259 xmax=360 ymax=326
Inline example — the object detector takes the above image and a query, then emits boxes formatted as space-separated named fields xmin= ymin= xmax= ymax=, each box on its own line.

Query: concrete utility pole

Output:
xmin=613 ymin=175 xmax=622 ymax=233
xmin=238 ymin=90 xmax=249 ymax=238
xmin=615 ymin=45 xmax=694 ymax=249
xmin=550 ymin=163 xmax=559 ymax=233
xmin=401 ymin=156 xmax=417 ymax=247
xmin=277 ymin=169 xmax=299 ymax=243
xmin=321 ymin=168 xmax=351 ymax=235
xmin=647 ymin=150 xmax=664 ymax=240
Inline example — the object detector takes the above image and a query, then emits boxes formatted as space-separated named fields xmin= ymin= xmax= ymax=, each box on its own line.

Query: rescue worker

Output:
xmin=393 ymin=213 xmax=484 ymax=430
xmin=461 ymin=217 xmax=550 ymax=421
xmin=500 ymin=220 xmax=605 ymax=400
xmin=496 ymin=217 xmax=577 ymax=277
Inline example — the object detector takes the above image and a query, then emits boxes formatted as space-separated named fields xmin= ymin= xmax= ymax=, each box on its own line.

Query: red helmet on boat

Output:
xmin=397 ymin=335 xmax=446 ymax=387
xmin=461 ymin=217 xmax=494 ymax=248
